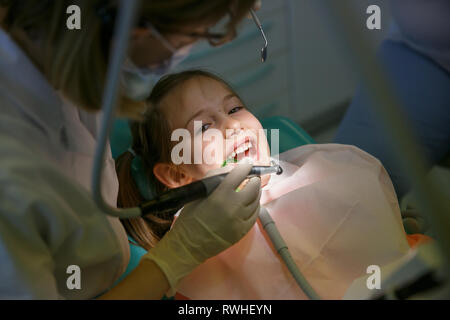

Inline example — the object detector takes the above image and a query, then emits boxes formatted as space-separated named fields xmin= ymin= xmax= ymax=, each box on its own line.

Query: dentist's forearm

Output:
xmin=98 ymin=258 xmax=170 ymax=300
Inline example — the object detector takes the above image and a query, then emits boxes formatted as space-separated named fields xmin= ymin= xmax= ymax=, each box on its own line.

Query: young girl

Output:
xmin=116 ymin=70 xmax=430 ymax=299
xmin=116 ymin=70 xmax=272 ymax=249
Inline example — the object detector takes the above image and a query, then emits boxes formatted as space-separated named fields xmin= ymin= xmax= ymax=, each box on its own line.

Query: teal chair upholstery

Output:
xmin=110 ymin=116 xmax=315 ymax=284
xmin=261 ymin=116 xmax=315 ymax=153
xmin=111 ymin=118 xmax=133 ymax=160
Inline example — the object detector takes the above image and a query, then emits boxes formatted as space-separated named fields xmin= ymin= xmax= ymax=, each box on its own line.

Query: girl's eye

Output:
xmin=201 ymin=123 xmax=211 ymax=132
xmin=228 ymin=106 xmax=244 ymax=114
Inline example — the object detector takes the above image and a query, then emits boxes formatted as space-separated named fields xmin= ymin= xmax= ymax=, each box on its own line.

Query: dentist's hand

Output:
xmin=143 ymin=162 xmax=261 ymax=291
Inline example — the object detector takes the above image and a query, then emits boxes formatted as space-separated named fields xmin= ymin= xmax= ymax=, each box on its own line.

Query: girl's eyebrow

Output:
xmin=185 ymin=108 xmax=206 ymax=128
xmin=223 ymin=93 xmax=238 ymax=103
xmin=185 ymin=94 xmax=239 ymax=127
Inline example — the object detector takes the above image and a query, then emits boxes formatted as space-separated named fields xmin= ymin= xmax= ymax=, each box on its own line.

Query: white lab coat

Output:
xmin=0 ymin=29 xmax=130 ymax=299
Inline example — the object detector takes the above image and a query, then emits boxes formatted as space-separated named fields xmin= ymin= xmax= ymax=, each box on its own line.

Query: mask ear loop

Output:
xmin=145 ymin=22 xmax=177 ymax=54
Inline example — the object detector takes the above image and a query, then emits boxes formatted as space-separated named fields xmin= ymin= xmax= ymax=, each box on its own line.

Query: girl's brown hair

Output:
xmin=116 ymin=70 xmax=243 ymax=250
xmin=1 ymin=0 xmax=255 ymax=118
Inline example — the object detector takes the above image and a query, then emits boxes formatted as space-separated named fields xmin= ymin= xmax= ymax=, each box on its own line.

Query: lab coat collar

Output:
xmin=0 ymin=28 xmax=64 ymax=138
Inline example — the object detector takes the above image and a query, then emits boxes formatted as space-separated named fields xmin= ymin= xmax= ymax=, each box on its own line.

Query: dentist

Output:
xmin=0 ymin=0 xmax=261 ymax=299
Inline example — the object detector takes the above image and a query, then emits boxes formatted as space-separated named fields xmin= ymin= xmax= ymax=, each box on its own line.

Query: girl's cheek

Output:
xmin=201 ymin=136 xmax=226 ymax=166
xmin=183 ymin=138 xmax=223 ymax=179
xmin=189 ymin=135 xmax=203 ymax=164
xmin=188 ymin=163 xmax=221 ymax=181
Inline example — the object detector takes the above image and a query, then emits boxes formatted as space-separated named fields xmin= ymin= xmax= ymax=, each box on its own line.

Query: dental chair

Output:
xmin=110 ymin=116 xmax=315 ymax=285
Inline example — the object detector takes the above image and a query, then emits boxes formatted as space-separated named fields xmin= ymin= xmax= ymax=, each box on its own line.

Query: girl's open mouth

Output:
xmin=224 ymin=137 xmax=258 ymax=165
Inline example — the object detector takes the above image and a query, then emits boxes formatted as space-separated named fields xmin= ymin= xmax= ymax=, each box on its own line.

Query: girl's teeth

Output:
xmin=226 ymin=141 xmax=254 ymax=162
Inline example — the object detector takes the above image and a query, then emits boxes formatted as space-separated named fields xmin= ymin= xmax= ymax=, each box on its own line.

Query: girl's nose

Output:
xmin=221 ymin=116 xmax=242 ymax=137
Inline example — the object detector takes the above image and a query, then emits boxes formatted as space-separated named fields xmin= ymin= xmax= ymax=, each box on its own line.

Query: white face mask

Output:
xmin=121 ymin=43 xmax=194 ymax=101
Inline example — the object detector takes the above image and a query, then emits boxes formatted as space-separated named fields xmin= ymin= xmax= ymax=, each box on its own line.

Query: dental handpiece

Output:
xmin=140 ymin=165 xmax=283 ymax=216
xmin=247 ymin=164 xmax=283 ymax=178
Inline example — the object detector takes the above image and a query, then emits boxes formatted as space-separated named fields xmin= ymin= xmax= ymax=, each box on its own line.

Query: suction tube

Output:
xmin=259 ymin=207 xmax=320 ymax=300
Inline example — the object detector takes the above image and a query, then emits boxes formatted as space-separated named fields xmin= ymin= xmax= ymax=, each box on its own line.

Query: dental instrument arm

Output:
xmin=92 ymin=0 xmax=141 ymax=218
xmin=259 ymin=207 xmax=321 ymax=300
xmin=250 ymin=9 xmax=268 ymax=62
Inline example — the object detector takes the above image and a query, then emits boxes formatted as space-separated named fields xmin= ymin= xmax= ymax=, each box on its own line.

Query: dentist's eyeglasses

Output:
xmin=146 ymin=9 xmax=268 ymax=63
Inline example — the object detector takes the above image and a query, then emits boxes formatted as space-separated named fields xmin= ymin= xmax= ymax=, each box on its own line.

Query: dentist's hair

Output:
xmin=0 ymin=0 xmax=256 ymax=118
xmin=116 ymin=70 xmax=243 ymax=250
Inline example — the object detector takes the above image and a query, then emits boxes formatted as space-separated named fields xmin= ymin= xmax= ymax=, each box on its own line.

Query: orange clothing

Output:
xmin=406 ymin=233 xmax=432 ymax=249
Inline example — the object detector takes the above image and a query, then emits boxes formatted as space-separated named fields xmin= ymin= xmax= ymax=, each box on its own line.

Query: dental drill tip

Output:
xmin=276 ymin=165 xmax=283 ymax=175
xmin=261 ymin=48 xmax=267 ymax=62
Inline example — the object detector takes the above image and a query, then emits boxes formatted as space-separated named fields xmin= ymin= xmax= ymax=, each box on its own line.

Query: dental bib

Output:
xmin=176 ymin=144 xmax=411 ymax=299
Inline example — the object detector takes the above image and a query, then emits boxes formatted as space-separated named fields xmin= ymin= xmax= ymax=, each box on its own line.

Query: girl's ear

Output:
xmin=153 ymin=163 xmax=193 ymax=189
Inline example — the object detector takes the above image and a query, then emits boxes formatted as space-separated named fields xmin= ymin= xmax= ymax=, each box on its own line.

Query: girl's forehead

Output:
xmin=180 ymin=76 xmax=232 ymax=103
xmin=161 ymin=76 xmax=234 ymax=124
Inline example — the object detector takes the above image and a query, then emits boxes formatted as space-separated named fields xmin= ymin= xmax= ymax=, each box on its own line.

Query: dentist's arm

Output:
xmin=98 ymin=258 xmax=170 ymax=300
xmin=99 ymin=163 xmax=261 ymax=299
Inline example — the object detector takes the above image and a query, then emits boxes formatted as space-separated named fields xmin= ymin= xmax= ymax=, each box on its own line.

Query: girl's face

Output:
xmin=156 ymin=76 xmax=271 ymax=186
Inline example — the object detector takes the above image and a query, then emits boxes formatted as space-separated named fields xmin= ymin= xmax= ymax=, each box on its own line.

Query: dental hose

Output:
xmin=259 ymin=207 xmax=321 ymax=300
